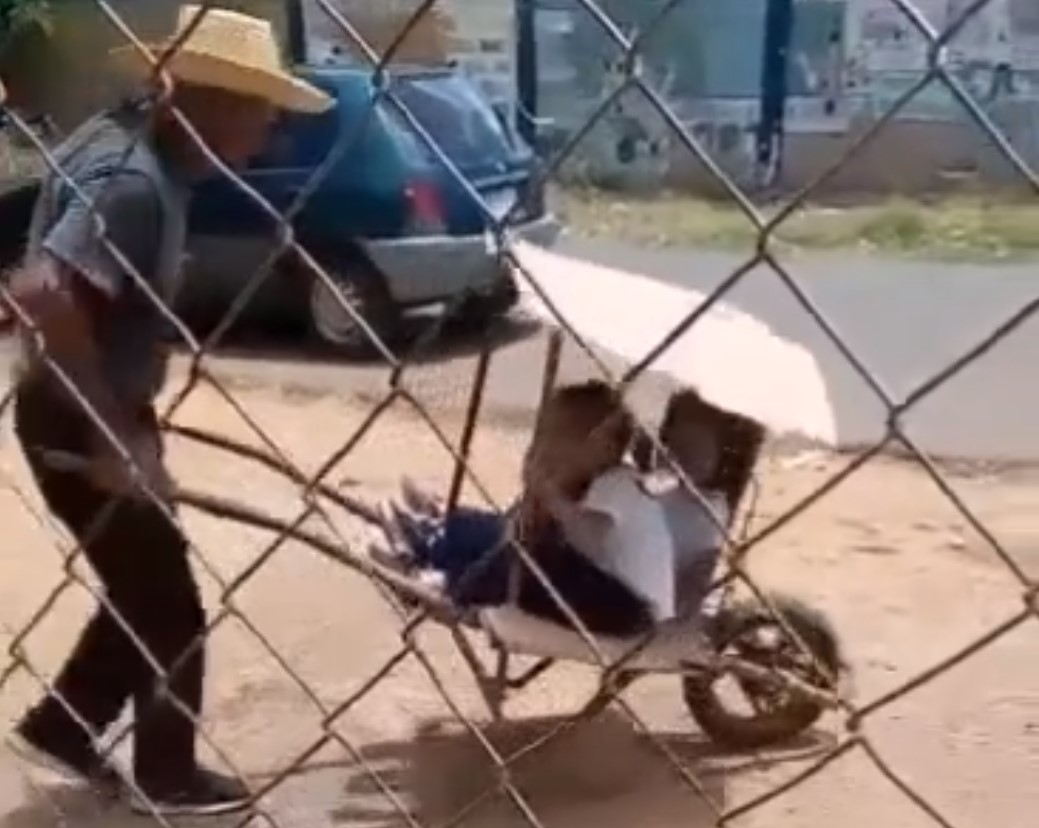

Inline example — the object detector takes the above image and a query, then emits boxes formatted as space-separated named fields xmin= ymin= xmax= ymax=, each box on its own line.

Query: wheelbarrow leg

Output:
xmin=577 ymin=670 xmax=641 ymax=721
xmin=486 ymin=649 xmax=511 ymax=722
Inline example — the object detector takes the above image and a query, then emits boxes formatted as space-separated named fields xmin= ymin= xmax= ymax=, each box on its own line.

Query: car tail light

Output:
xmin=404 ymin=179 xmax=447 ymax=235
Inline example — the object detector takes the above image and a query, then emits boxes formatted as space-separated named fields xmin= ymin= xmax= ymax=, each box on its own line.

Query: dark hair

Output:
xmin=537 ymin=379 xmax=635 ymax=454
xmin=652 ymin=387 xmax=767 ymax=514
xmin=548 ymin=379 xmax=621 ymax=415
xmin=660 ymin=387 xmax=711 ymax=435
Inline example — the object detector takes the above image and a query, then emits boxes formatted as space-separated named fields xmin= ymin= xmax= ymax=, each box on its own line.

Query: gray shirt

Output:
xmin=24 ymin=108 xmax=189 ymax=408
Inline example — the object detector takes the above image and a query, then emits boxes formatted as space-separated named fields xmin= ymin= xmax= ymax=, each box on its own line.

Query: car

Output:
xmin=0 ymin=65 xmax=562 ymax=355
xmin=184 ymin=62 xmax=560 ymax=354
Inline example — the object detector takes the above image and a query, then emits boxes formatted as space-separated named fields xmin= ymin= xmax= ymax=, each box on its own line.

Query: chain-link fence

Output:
xmin=0 ymin=0 xmax=1035 ymax=826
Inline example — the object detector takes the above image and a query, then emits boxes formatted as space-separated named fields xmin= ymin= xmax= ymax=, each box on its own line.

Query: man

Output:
xmin=3 ymin=6 xmax=331 ymax=816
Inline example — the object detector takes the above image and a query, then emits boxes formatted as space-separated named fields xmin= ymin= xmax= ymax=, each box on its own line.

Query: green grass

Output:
xmin=555 ymin=187 xmax=1039 ymax=261
xmin=6 ymin=131 xmax=1038 ymax=261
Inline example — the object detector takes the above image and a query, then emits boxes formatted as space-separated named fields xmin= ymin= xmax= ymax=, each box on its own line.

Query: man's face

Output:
xmin=173 ymin=85 xmax=278 ymax=171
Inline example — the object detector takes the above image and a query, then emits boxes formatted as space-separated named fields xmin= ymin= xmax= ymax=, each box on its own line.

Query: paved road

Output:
xmin=556 ymin=239 xmax=1039 ymax=463
xmin=3 ymin=237 xmax=1038 ymax=462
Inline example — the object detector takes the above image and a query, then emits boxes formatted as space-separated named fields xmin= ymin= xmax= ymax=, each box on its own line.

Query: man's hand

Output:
xmin=89 ymin=428 xmax=173 ymax=502
xmin=522 ymin=448 xmax=562 ymax=494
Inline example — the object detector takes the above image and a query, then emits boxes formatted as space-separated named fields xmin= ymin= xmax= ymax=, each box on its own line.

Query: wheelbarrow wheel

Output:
xmin=684 ymin=594 xmax=843 ymax=750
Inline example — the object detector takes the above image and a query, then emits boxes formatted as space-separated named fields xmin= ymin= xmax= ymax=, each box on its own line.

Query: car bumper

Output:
xmin=360 ymin=214 xmax=563 ymax=305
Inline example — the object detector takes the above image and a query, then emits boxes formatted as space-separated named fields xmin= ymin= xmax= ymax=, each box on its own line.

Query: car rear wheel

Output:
xmin=308 ymin=259 xmax=400 ymax=358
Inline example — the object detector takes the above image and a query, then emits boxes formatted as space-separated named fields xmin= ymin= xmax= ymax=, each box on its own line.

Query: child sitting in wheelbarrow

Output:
xmin=372 ymin=381 xmax=730 ymax=638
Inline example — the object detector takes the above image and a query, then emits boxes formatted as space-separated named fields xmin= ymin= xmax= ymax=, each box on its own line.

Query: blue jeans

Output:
xmin=403 ymin=506 xmax=513 ymax=606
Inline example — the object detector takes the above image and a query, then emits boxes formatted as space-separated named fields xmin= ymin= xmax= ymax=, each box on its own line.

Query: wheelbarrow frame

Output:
xmin=163 ymin=330 xmax=841 ymax=731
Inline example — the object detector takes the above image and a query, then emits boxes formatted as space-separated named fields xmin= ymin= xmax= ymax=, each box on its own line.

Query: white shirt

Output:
xmin=581 ymin=466 xmax=676 ymax=622
xmin=655 ymin=480 xmax=730 ymax=569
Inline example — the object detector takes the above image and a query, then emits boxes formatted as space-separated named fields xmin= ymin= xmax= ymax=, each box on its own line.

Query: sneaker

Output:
xmin=6 ymin=727 xmax=121 ymax=793
xmin=416 ymin=568 xmax=447 ymax=593
xmin=400 ymin=477 xmax=441 ymax=518
xmin=132 ymin=768 xmax=252 ymax=817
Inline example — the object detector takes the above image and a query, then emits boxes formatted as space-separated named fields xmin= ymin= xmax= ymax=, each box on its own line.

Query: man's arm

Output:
xmin=536 ymin=478 xmax=614 ymax=556
xmin=7 ymin=256 xmax=139 ymax=441
xmin=8 ymin=171 xmax=163 ymax=446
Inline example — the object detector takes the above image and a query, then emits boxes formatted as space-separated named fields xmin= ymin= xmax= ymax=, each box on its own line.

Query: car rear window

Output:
xmin=389 ymin=73 xmax=515 ymax=168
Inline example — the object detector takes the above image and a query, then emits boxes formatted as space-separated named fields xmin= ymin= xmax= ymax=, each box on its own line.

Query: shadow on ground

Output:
xmin=180 ymin=311 xmax=543 ymax=371
xmin=332 ymin=713 xmax=726 ymax=828
xmin=322 ymin=714 xmax=834 ymax=828
xmin=0 ymin=714 xmax=834 ymax=827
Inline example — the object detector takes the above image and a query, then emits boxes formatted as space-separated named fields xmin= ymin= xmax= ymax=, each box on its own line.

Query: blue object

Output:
xmin=397 ymin=504 xmax=656 ymax=636
xmin=179 ymin=60 xmax=560 ymax=337
xmin=405 ymin=506 xmax=514 ymax=607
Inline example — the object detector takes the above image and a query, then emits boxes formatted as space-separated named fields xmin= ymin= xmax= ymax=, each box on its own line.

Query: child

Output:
xmin=375 ymin=380 xmax=660 ymax=637
xmin=546 ymin=387 xmax=733 ymax=626
xmin=519 ymin=382 xmax=677 ymax=629
xmin=642 ymin=389 xmax=732 ymax=618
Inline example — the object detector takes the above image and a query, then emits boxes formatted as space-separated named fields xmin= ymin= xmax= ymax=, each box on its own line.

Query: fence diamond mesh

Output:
xmin=0 ymin=0 xmax=1035 ymax=827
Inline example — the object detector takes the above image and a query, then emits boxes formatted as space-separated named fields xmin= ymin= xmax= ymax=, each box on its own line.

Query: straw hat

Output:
xmin=111 ymin=4 xmax=332 ymax=114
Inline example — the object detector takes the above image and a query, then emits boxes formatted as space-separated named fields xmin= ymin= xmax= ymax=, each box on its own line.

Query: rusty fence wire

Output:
xmin=0 ymin=0 xmax=1036 ymax=826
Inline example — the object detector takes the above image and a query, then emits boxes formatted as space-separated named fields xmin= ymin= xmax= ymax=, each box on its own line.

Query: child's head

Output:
xmin=658 ymin=389 xmax=721 ymax=487
xmin=525 ymin=380 xmax=634 ymax=491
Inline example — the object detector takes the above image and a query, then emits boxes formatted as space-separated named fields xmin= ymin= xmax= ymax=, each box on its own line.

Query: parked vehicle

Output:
xmin=185 ymin=62 xmax=560 ymax=353
xmin=0 ymin=65 xmax=561 ymax=355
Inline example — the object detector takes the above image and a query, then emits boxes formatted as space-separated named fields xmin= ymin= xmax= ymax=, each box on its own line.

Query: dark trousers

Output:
xmin=14 ymin=379 xmax=204 ymax=788
xmin=407 ymin=506 xmax=654 ymax=638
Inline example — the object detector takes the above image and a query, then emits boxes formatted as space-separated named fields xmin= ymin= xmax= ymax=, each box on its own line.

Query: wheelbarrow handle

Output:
xmin=164 ymin=424 xmax=382 ymax=526
xmin=38 ymin=449 xmax=451 ymax=617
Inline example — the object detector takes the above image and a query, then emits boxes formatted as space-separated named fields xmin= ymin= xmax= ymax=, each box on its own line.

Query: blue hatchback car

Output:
xmin=181 ymin=61 xmax=560 ymax=353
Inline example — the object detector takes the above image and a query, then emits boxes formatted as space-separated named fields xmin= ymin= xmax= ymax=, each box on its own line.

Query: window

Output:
xmin=787 ymin=1 xmax=846 ymax=98
xmin=682 ymin=0 xmax=767 ymax=99
xmin=391 ymin=72 xmax=514 ymax=166
xmin=1011 ymin=0 xmax=1039 ymax=35
xmin=479 ymin=38 xmax=506 ymax=54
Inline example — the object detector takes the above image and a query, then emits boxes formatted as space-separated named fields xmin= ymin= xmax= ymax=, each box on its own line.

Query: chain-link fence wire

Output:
xmin=0 ymin=0 xmax=1035 ymax=825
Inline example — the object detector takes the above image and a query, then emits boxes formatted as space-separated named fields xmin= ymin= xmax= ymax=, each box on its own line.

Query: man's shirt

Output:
xmin=23 ymin=107 xmax=190 ymax=407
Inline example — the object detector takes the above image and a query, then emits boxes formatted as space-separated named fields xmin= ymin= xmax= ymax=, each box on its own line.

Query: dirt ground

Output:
xmin=0 ymin=379 xmax=1036 ymax=828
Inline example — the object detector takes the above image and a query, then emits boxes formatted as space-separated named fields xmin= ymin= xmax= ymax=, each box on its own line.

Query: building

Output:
xmin=526 ymin=0 xmax=1039 ymax=195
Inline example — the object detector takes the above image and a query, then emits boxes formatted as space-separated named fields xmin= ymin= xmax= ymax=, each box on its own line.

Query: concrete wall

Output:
xmin=5 ymin=0 xmax=1036 ymax=198
xmin=665 ymin=113 xmax=1028 ymax=198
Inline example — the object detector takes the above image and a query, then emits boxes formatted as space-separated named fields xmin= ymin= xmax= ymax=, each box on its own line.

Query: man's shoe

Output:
xmin=132 ymin=768 xmax=252 ymax=817
xmin=6 ymin=727 xmax=121 ymax=793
